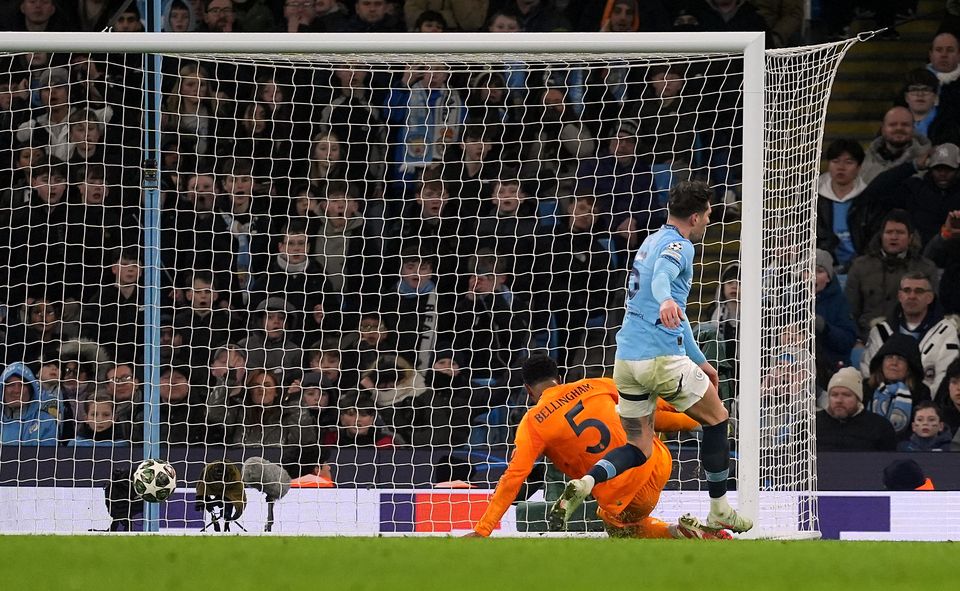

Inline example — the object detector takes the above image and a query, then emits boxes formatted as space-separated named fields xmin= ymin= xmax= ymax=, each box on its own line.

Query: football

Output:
xmin=133 ymin=459 xmax=177 ymax=503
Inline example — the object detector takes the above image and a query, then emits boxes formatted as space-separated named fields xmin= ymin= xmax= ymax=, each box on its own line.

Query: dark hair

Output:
xmin=946 ymin=357 xmax=960 ymax=382
xmin=882 ymin=459 xmax=926 ymax=490
xmin=881 ymin=208 xmax=914 ymax=233
xmin=900 ymin=270 xmax=933 ymax=287
xmin=521 ymin=353 xmax=559 ymax=386
xmin=824 ymin=138 xmax=865 ymax=166
xmin=913 ymin=400 xmax=942 ymax=420
xmin=667 ymin=180 xmax=712 ymax=218
xmin=115 ymin=246 xmax=140 ymax=264
xmin=487 ymin=9 xmax=521 ymax=30
xmin=415 ymin=10 xmax=447 ymax=29
xmin=902 ymin=67 xmax=939 ymax=93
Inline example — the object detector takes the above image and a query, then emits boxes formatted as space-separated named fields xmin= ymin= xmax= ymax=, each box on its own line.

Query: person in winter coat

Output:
xmin=862 ymin=333 xmax=933 ymax=438
xmin=815 ymin=139 xmax=873 ymax=272
xmin=855 ymin=142 xmax=960 ymax=246
xmin=816 ymin=367 xmax=897 ymax=451
xmin=860 ymin=271 xmax=959 ymax=392
xmin=815 ymin=250 xmax=858 ymax=371
xmin=897 ymin=401 xmax=953 ymax=451
xmin=238 ymin=297 xmax=303 ymax=385
xmin=70 ymin=395 xmax=129 ymax=447
xmin=0 ymin=362 xmax=57 ymax=445
xmin=934 ymin=357 xmax=960 ymax=435
xmin=845 ymin=209 xmax=939 ymax=339
xmin=860 ymin=106 xmax=931 ymax=184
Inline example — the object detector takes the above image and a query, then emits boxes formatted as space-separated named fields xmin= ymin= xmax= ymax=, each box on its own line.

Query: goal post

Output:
xmin=0 ymin=32 xmax=856 ymax=537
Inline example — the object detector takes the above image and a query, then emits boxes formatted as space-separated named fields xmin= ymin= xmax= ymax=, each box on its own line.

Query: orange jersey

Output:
xmin=473 ymin=377 xmax=699 ymax=536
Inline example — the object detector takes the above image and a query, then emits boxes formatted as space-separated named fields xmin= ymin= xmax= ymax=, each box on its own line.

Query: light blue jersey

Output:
xmin=617 ymin=224 xmax=704 ymax=363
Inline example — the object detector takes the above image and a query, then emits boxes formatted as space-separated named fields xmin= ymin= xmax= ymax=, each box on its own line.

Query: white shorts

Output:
xmin=613 ymin=356 xmax=710 ymax=418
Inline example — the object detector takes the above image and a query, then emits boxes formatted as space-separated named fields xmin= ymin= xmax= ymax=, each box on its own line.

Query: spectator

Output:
xmin=313 ymin=0 xmax=350 ymax=30
xmin=862 ymin=333 xmax=932 ymax=437
xmin=411 ymin=9 xmax=446 ymax=31
xmin=204 ymin=344 xmax=247 ymax=443
xmin=161 ymin=63 xmax=217 ymax=156
xmin=897 ymin=401 xmax=953 ymax=451
xmin=226 ymin=370 xmax=286 ymax=446
xmin=859 ymin=142 xmax=960 ymax=246
xmin=101 ymin=361 xmax=143 ymax=442
xmin=924 ymin=210 xmax=960 ymax=314
xmin=159 ymin=365 xmax=203 ymax=444
xmin=816 ymin=367 xmax=896 ymax=451
xmin=323 ymin=390 xmax=399 ymax=446
xmin=694 ymin=0 xmax=769 ymax=37
xmin=173 ymin=271 xmax=234 ymax=370
xmin=502 ymin=0 xmax=569 ymax=32
xmin=197 ymin=0 xmax=239 ymax=31
xmin=292 ymin=371 xmax=338 ymax=437
xmin=316 ymin=67 xmax=387 ymax=193
xmin=753 ymin=0 xmax=803 ymax=47
xmin=348 ymin=313 xmax=397 ymax=379
xmin=71 ymin=395 xmax=127 ymax=446
xmin=379 ymin=251 xmax=447 ymax=369
xmin=164 ymin=0 xmax=197 ymax=31
xmin=845 ymin=210 xmax=938 ymax=339
xmin=860 ymin=271 xmax=958 ymax=392
xmin=3 ymin=297 xmax=65 ymax=371
xmin=385 ymin=65 xmax=465 ymax=184
xmin=65 ymin=164 xmax=128 ymax=298
xmin=281 ymin=0 xmax=325 ymax=31
xmin=56 ymin=339 xmax=108 ymax=439
xmin=474 ymin=178 xmax=538 ymax=292
xmin=486 ymin=7 xmax=521 ymax=32
xmin=346 ymin=0 xmax=401 ymax=31
xmin=5 ymin=0 xmax=67 ymax=31
xmin=82 ymin=247 xmax=144 ymax=365
xmin=860 ymin=106 xmax=931 ymax=184
xmin=934 ymin=358 xmax=960 ymax=434
xmin=897 ymin=69 xmax=960 ymax=146
xmin=816 ymin=139 xmax=871 ymax=271
xmin=0 ymin=362 xmax=58 ymax=445
xmin=2 ymin=161 xmax=69 ymax=306
xmin=635 ymin=66 xmax=699 ymax=208
xmin=312 ymin=181 xmax=368 ymax=305
xmin=216 ymin=157 xmax=272 ymax=280
xmin=112 ymin=4 xmax=144 ymax=31
xmin=165 ymin=171 xmax=235 ymax=288
xmin=814 ymin=250 xmax=858 ymax=374
xmin=306 ymin=130 xmax=348 ymax=189
xmin=251 ymin=219 xmax=334 ymax=316
xmin=407 ymin=350 xmax=473 ymax=445
xmin=238 ymin=297 xmax=302 ymax=384
xmin=445 ymin=259 xmax=531 ymax=388
xmin=16 ymin=68 xmax=76 ymax=158
xmin=694 ymin=264 xmax=740 ymax=402
xmin=404 ymin=1 xmax=487 ymax=31
xmin=533 ymin=195 xmax=616 ymax=377
xmin=575 ymin=119 xmax=656 ymax=231
xmin=927 ymin=32 xmax=960 ymax=109
xmin=441 ymin=123 xmax=500 ymax=214
xmin=357 ymin=352 xmax=427 ymax=435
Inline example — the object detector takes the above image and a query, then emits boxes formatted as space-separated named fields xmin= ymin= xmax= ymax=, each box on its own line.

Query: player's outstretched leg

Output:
xmin=548 ymin=478 xmax=592 ymax=531
xmin=672 ymin=514 xmax=733 ymax=540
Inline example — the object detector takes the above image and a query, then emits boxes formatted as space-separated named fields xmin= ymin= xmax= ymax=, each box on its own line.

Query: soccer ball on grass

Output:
xmin=133 ymin=459 xmax=177 ymax=503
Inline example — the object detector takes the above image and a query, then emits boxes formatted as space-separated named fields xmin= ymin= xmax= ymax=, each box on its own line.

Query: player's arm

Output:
xmin=654 ymin=398 xmax=701 ymax=432
xmin=471 ymin=415 xmax=546 ymax=537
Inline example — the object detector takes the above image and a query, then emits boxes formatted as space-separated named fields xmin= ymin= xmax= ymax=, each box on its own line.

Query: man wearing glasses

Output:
xmin=199 ymin=0 xmax=237 ymax=32
xmin=859 ymin=271 xmax=959 ymax=393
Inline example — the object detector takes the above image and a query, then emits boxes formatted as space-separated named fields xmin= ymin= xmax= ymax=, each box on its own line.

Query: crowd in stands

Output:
xmin=0 ymin=0 xmax=958 ymax=463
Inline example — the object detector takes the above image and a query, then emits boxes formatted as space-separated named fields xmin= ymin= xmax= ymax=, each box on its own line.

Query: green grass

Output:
xmin=5 ymin=536 xmax=954 ymax=590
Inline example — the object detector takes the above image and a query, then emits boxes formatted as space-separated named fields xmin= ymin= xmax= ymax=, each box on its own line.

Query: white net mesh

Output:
xmin=0 ymin=38 xmax=854 ymax=535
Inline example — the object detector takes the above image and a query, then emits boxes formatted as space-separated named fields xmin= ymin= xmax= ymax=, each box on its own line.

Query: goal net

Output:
xmin=0 ymin=33 xmax=854 ymax=536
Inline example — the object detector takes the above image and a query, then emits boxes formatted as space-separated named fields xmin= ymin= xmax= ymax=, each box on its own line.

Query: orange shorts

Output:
xmin=594 ymin=441 xmax=673 ymax=530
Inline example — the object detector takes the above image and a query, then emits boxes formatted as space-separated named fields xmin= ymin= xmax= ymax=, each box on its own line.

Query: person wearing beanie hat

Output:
xmin=816 ymin=367 xmax=897 ymax=451
xmin=814 ymin=249 xmax=857 ymax=375
xmin=882 ymin=458 xmax=935 ymax=490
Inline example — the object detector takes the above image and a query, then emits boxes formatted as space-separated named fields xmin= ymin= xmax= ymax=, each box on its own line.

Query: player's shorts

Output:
xmin=613 ymin=355 xmax=710 ymax=418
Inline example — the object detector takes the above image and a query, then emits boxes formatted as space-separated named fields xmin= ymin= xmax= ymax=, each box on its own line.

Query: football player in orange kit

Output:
xmin=467 ymin=354 xmax=731 ymax=539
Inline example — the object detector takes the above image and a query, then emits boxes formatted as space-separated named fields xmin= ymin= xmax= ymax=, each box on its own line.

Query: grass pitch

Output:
xmin=6 ymin=536 xmax=953 ymax=591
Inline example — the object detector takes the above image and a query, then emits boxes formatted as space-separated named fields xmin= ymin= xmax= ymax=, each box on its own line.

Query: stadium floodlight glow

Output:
xmin=0 ymin=32 xmax=857 ymax=538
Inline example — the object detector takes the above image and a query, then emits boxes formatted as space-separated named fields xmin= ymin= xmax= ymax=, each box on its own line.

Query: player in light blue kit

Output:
xmin=550 ymin=180 xmax=753 ymax=534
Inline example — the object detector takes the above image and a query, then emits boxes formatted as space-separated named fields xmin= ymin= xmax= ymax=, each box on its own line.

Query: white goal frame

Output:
xmin=0 ymin=31 xmax=778 ymax=536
